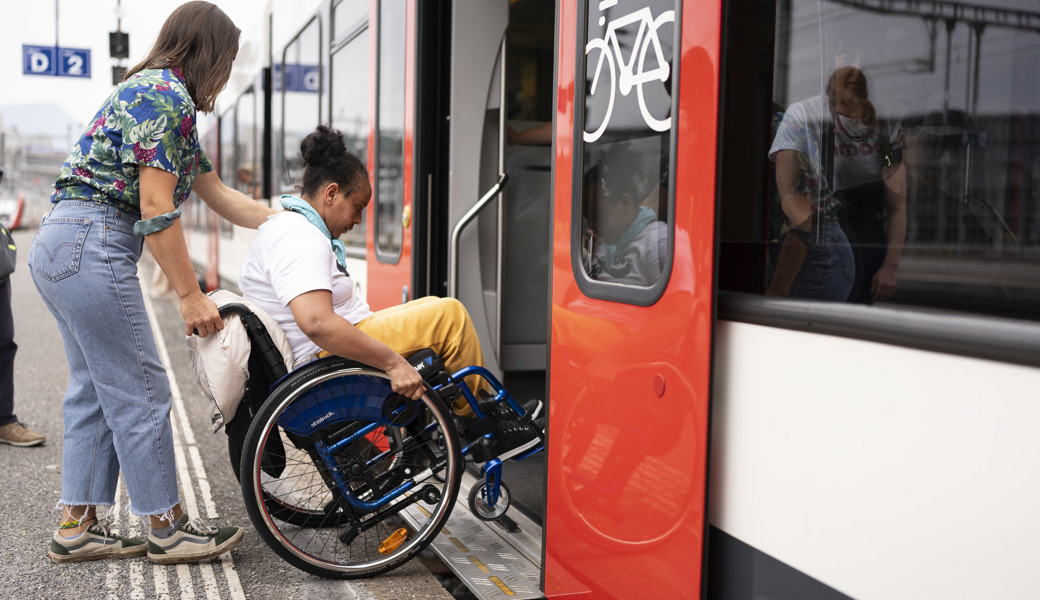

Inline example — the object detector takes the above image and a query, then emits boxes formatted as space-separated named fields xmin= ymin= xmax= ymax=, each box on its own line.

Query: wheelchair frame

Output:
xmin=217 ymin=303 xmax=544 ymax=579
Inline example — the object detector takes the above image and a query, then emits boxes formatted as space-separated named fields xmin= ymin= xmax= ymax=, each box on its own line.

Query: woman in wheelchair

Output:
xmin=230 ymin=124 xmax=545 ymax=577
xmin=239 ymin=124 xmax=544 ymax=458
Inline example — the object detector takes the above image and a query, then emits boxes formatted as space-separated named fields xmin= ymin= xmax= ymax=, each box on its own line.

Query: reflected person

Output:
xmin=900 ymin=109 xmax=999 ymax=247
xmin=825 ymin=66 xmax=906 ymax=304
xmin=767 ymin=100 xmax=855 ymax=301
xmin=586 ymin=144 xmax=666 ymax=286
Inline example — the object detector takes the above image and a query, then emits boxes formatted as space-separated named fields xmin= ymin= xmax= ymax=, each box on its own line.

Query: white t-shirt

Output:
xmin=239 ymin=211 xmax=372 ymax=362
xmin=769 ymin=95 xmax=900 ymax=193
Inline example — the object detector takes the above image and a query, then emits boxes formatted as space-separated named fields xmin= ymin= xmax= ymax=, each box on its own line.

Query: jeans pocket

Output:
xmin=31 ymin=217 xmax=92 ymax=282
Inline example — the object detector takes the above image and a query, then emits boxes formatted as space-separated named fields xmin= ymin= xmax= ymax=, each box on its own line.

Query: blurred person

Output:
xmin=767 ymin=95 xmax=855 ymax=301
xmin=29 ymin=2 xmax=275 ymax=565
xmin=0 ymin=165 xmax=46 ymax=448
xmin=826 ymin=66 xmax=906 ymax=304
xmin=585 ymin=143 xmax=667 ymax=286
xmin=767 ymin=66 xmax=906 ymax=302
xmin=238 ymin=124 xmax=544 ymax=460
xmin=900 ymin=109 xmax=1000 ymax=247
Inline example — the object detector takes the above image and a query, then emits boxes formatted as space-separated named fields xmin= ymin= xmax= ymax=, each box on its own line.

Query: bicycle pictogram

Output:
xmin=584 ymin=1 xmax=675 ymax=143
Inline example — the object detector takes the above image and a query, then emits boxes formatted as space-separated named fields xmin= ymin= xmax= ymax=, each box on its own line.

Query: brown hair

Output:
xmin=126 ymin=1 xmax=240 ymax=113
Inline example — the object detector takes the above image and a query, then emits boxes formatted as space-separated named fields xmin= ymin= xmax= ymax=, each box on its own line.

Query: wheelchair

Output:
xmin=216 ymin=302 xmax=544 ymax=579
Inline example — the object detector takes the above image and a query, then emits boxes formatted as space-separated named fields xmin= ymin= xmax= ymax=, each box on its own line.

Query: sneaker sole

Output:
xmin=525 ymin=400 xmax=543 ymax=421
xmin=48 ymin=543 xmax=148 ymax=563
xmin=0 ymin=438 xmax=45 ymax=447
xmin=147 ymin=529 xmax=244 ymax=565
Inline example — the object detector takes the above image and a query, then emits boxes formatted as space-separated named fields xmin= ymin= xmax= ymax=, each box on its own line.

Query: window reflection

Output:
xmin=219 ymin=110 xmax=236 ymax=238
xmin=760 ymin=0 xmax=1040 ymax=318
xmin=376 ymin=1 xmax=405 ymax=261
xmin=332 ymin=26 xmax=369 ymax=252
xmin=235 ymin=87 xmax=260 ymax=200
xmin=282 ymin=18 xmax=321 ymax=186
xmin=577 ymin=0 xmax=676 ymax=294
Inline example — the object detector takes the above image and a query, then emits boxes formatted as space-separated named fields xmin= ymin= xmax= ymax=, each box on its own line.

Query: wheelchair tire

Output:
xmin=240 ymin=358 xmax=462 ymax=579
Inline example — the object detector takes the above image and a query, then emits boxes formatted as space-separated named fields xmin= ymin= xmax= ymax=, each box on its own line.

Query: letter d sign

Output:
xmin=22 ymin=45 xmax=57 ymax=76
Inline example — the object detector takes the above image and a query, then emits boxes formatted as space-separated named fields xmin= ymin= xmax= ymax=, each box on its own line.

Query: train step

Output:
xmin=401 ymin=472 xmax=544 ymax=600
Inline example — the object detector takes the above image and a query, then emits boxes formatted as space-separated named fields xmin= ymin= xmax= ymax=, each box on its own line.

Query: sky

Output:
xmin=0 ymin=0 xmax=255 ymax=146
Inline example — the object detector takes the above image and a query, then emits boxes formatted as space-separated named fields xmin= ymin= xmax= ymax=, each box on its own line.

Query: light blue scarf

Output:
xmin=280 ymin=195 xmax=349 ymax=273
xmin=604 ymin=206 xmax=657 ymax=267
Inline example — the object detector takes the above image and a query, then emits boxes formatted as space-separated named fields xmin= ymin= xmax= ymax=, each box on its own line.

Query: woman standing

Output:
xmin=30 ymin=2 xmax=275 ymax=564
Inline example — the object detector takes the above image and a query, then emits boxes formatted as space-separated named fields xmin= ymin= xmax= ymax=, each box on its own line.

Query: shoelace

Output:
xmin=182 ymin=517 xmax=219 ymax=536
xmin=87 ymin=517 xmax=114 ymax=538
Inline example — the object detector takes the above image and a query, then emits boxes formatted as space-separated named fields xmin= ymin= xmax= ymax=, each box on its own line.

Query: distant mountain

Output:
xmin=0 ymin=103 xmax=85 ymax=148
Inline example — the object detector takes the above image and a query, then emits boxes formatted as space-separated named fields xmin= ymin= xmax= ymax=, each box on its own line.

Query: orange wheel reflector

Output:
xmin=378 ymin=528 xmax=409 ymax=554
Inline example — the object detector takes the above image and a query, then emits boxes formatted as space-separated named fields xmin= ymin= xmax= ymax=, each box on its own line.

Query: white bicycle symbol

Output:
xmin=584 ymin=3 xmax=675 ymax=143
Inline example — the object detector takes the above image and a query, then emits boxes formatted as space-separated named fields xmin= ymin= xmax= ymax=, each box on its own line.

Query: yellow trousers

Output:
xmin=355 ymin=296 xmax=485 ymax=414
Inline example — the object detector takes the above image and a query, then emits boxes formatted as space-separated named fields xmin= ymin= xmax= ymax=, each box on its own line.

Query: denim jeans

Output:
xmin=766 ymin=220 xmax=855 ymax=302
xmin=29 ymin=200 xmax=179 ymax=517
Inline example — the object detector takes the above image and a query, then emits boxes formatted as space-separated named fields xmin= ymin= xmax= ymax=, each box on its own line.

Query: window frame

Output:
xmin=570 ymin=0 xmax=681 ymax=306
xmin=372 ymin=0 xmax=406 ymax=265
xmin=279 ymin=15 xmax=323 ymax=187
xmin=330 ymin=6 xmax=370 ymax=259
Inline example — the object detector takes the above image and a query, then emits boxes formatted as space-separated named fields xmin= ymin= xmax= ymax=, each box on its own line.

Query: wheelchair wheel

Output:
xmin=240 ymin=358 xmax=462 ymax=579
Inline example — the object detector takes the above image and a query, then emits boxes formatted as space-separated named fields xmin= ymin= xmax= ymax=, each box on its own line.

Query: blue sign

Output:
xmin=272 ymin=64 xmax=320 ymax=93
xmin=58 ymin=47 xmax=91 ymax=78
xmin=22 ymin=45 xmax=91 ymax=78
xmin=23 ymin=45 xmax=56 ymax=76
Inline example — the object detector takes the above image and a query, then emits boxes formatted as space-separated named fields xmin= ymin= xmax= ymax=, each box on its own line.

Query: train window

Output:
xmin=280 ymin=17 xmax=322 ymax=187
xmin=718 ymin=0 xmax=1040 ymax=322
xmin=219 ymin=111 xmax=235 ymax=238
xmin=234 ymin=87 xmax=261 ymax=201
xmin=331 ymin=9 xmax=369 ymax=254
xmin=572 ymin=0 xmax=677 ymax=304
xmin=374 ymin=0 xmax=406 ymax=263
xmin=333 ymin=0 xmax=367 ymax=41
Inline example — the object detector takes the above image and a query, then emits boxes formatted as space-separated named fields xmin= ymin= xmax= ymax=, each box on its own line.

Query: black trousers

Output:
xmin=0 ymin=278 xmax=17 ymax=425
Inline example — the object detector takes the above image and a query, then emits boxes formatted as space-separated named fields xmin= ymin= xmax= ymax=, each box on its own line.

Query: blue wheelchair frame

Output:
xmin=270 ymin=359 xmax=543 ymax=518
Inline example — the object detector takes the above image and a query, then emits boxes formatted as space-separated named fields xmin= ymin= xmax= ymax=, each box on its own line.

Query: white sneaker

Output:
xmin=146 ymin=517 xmax=243 ymax=564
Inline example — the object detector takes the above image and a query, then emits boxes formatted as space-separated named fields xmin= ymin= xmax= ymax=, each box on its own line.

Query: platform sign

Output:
xmin=23 ymin=45 xmax=56 ymax=76
xmin=271 ymin=64 xmax=319 ymax=93
xmin=22 ymin=45 xmax=91 ymax=78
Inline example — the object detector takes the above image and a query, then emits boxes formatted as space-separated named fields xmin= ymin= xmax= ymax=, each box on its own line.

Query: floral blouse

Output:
xmin=52 ymin=67 xmax=212 ymax=214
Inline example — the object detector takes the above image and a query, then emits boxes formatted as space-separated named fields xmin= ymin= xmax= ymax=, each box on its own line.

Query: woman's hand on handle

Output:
xmin=180 ymin=290 xmax=224 ymax=338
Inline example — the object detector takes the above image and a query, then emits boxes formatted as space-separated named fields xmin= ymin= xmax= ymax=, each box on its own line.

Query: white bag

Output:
xmin=186 ymin=290 xmax=294 ymax=432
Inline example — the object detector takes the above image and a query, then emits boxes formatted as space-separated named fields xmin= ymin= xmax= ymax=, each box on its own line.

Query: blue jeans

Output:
xmin=29 ymin=200 xmax=179 ymax=517
xmin=766 ymin=220 xmax=855 ymax=302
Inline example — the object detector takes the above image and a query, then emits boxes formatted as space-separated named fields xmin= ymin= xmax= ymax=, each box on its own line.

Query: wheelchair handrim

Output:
xmin=248 ymin=366 xmax=460 ymax=572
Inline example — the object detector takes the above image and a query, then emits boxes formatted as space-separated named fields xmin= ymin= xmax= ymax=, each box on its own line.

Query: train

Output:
xmin=183 ymin=0 xmax=1040 ymax=598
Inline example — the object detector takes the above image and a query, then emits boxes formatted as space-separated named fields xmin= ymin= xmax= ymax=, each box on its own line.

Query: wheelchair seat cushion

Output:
xmin=186 ymin=289 xmax=295 ymax=432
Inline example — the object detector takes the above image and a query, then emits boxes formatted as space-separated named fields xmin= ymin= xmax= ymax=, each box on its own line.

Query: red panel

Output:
xmin=544 ymin=2 xmax=721 ymax=598
xmin=366 ymin=0 xmax=415 ymax=310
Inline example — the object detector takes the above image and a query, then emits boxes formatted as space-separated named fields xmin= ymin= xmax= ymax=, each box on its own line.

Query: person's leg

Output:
xmin=356 ymin=296 xmax=486 ymax=407
xmin=30 ymin=203 xmax=147 ymax=561
xmin=0 ymin=277 xmax=16 ymax=426
xmin=357 ymin=297 xmax=543 ymax=460
xmin=0 ymin=275 xmax=45 ymax=446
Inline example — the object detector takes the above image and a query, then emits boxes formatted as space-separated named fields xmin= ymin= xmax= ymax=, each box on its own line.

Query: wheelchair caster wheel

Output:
xmin=469 ymin=481 xmax=510 ymax=521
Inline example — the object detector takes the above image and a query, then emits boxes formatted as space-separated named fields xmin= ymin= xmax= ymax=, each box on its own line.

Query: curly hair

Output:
xmin=299 ymin=124 xmax=369 ymax=197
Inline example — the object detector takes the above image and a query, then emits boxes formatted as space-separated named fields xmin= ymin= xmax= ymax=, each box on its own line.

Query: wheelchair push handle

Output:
xmin=191 ymin=302 xmax=252 ymax=336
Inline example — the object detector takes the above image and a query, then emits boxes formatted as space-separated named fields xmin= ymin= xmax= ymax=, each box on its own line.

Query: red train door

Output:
xmin=544 ymin=1 xmax=721 ymax=598
xmin=365 ymin=0 xmax=415 ymax=309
